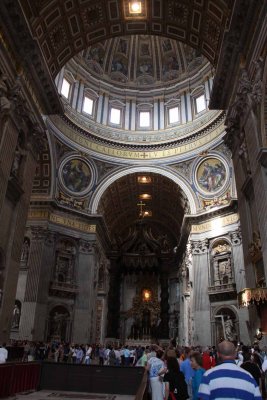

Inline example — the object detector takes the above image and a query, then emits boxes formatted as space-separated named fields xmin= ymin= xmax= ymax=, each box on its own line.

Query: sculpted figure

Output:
xmin=224 ymin=315 xmax=236 ymax=341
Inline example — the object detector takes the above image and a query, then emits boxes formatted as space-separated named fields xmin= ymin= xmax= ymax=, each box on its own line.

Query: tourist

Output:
xmin=165 ymin=339 xmax=177 ymax=359
xmin=163 ymin=357 xmax=188 ymax=400
xmin=115 ymin=347 xmax=121 ymax=366
xmin=0 ymin=343 xmax=8 ymax=363
xmin=202 ymin=347 xmax=215 ymax=370
xmin=180 ymin=348 xmax=194 ymax=398
xmin=22 ymin=340 xmax=30 ymax=362
xmin=136 ymin=348 xmax=149 ymax=367
xmin=85 ymin=344 xmax=92 ymax=365
xmin=108 ymin=347 xmax=117 ymax=366
xmin=99 ymin=345 xmax=105 ymax=365
xmin=124 ymin=345 xmax=131 ymax=366
xmin=190 ymin=351 xmax=205 ymax=400
xmin=76 ymin=345 xmax=84 ymax=364
xmin=198 ymin=341 xmax=262 ymax=400
xmin=146 ymin=349 xmax=165 ymax=400
xmin=241 ymin=347 xmax=262 ymax=392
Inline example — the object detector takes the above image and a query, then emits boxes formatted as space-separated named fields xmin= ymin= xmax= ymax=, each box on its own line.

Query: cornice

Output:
xmin=64 ymin=104 xmax=223 ymax=145
xmin=46 ymin=112 xmax=226 ymax=162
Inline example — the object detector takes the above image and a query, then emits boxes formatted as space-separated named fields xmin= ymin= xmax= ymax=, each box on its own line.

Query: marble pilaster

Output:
xmin=106 ymin=258 xmax=121 ymax=339
xmin=191 ymin=239 xmax=211 ymax=345
xmin=72 ymin=239 xmax=96 ymax=344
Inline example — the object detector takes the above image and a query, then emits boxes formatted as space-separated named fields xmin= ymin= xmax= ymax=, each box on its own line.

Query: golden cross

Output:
xmin=137 ymin=201 xmax=146 ymax=217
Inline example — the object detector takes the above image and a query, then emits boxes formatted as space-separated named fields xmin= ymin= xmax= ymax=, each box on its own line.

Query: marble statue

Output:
xmin=224 ymin=316 xmax=236 ymax=341
xmin=12 ymin=304 xmax=21 ymax=328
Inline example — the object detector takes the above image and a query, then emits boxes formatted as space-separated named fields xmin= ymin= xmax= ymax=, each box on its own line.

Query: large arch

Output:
xmin=89 ymin=165 xmax=198 ymax=214
xmin=20 ymin=0 xmax=232 ymax=77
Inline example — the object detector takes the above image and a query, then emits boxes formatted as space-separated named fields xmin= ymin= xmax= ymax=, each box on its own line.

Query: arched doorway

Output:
xmin=212 ymin=306 xmax=239 ymax=345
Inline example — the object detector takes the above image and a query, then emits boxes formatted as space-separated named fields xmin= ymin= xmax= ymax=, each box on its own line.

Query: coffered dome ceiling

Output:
xmin=78 ymin=35 xmax=207 ymax=89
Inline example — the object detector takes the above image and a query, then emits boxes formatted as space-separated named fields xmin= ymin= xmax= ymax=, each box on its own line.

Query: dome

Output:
xmin=78 ymin=35 xmax=207 ymax=90
xmin=53 ymin=34 xmax=223 ymax=159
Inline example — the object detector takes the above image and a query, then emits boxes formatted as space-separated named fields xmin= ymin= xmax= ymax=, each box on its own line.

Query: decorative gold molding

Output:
xmin=51 ymin=115 xmax=225 ymax=160
xmin=28 ymin=210 xmax=96 ymax=233
xmin=191 ymin=213 xmax=239 ymax=234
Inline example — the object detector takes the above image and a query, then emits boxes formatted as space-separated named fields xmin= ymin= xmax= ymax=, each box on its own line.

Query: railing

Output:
xmin=0 ymin=362 xmax=41 ymax=398
xmin=49 ymin=281 xmax=78 ymax=298
xmin=208 ymin=283 xmax=236 ymax=294
xmin=135 ymin=367 xmax=148 ymax=400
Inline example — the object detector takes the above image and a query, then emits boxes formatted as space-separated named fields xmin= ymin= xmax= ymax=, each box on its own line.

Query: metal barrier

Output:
xmin=0 ymin=362 xmax=41 ymax=398
xmin=40 ymin=363 xmax=146 ymax=395
xmin=0 ymin=361 xmax=147 ymax=399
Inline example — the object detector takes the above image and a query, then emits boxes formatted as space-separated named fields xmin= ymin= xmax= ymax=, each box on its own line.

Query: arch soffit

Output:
xmin=48 ymin=302 xmax=72 ymax=315
xmin=212 ymin=304 xmax=239 ymax=320
xmin=210 ymin=236 xmax=232 ymax=249
xmin=89 ymin=166 xmax=198 ymax=214
xmin=20 ymin=0 xmax=232 ymax=78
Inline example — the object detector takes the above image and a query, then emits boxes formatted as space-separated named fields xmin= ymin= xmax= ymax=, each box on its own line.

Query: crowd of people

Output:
xmin=1 ymin=339 xmax=267 ymax=399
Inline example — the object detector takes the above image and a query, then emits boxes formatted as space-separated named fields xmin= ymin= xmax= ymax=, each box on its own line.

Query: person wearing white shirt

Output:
xmin=85 ymin=344 xmax=92 ymax=365
xmin=0 ymin=343 xmax=8 ymax=364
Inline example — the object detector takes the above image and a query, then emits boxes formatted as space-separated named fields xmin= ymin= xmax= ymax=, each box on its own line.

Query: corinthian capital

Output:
xmin=79 ymin=239 xmax=95 ymax=254
xmin=31 ymin=226 xmax=47 ymax=240
xmin=190 ymin=239 xmax=209 ymax=255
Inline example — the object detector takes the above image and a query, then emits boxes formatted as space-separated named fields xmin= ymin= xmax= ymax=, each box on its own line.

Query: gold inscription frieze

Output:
xmin=191 ymin=213 xmax=239 ymax=234
xmin=51 ymin=116 xmax=225 ymax=160
xmin=28 ymin=210 xmax=96 ymax=233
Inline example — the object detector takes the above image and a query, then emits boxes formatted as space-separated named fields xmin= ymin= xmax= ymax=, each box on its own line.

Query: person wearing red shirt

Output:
xmin=202 ymin=347 xmax=216 ymax=370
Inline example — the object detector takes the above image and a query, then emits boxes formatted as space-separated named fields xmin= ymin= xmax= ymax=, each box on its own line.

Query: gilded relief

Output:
xmin=196 ymin=158 xmax=227 ymax=194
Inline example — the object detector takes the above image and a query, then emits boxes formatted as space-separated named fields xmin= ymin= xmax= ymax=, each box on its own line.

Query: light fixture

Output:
xmin=143 ymin=210 xmax=152 ymax=217
xmin=143 ymin=289 xmax=151 ymax=301
xmin=138 ymin=176 xmax=151 ymax=184
xmin=129 ymin=1 xmax=142 ymax=14
xmin=124 ymin=0 xmax=147 ymax=20
xmin=139 ymin=193 xmax=151 ymax=200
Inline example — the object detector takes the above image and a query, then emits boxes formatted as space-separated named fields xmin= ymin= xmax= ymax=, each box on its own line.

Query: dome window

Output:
xmin=169 ymin=106 xmax=180 ymax=124
xmin=83 ymin=96 xmax=94 ymax=115
xmin=139 ymin=111 xmax=150 ymax=128
xmin=60 ymin=78 xmax=71 ymax=99
xmin=195 ymin=94 xmax=206 ymax=114
xmin=110 ymin=107 xmax=121 ymax=125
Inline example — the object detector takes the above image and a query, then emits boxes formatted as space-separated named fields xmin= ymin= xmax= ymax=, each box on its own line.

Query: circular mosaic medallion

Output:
xmin=59 ymin=157 xmax=92 ymax=196
xmin=195 ymin=157 xmax=228 ymax=195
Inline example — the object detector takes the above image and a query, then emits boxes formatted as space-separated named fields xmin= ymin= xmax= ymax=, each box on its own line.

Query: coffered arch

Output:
xmin=20 ymin=0 xmax=233 ymax=78
xmin=90 ymin=165 xmax=198 ymax=215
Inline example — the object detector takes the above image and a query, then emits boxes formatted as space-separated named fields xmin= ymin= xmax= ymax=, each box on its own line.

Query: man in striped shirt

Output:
xmin=198 ymin=341 xmax=262 ymax=400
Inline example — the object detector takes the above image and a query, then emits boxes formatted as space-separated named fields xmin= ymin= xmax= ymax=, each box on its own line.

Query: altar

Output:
xmin=125 ymin=338 xmax=152 ymax=347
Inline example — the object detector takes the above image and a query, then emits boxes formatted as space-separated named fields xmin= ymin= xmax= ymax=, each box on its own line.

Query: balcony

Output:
xmin=238 ymin=287 xmax=267 ymax=307
xmin=208 ymin=282 xmax=236 ymax=302
xmin=49 ymin=281 xmax=78 ymax=299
